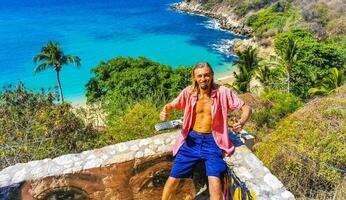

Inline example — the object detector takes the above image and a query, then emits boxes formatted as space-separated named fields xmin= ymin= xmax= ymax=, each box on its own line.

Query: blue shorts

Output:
xmin=170 ymin=130 xmax=227 ymax=179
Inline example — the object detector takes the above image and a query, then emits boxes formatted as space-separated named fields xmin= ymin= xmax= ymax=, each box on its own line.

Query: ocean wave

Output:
xmin=210 ymin=39 xmax=237 ymax=58
xmin=199 ymin=18 xmax=223 ymax=31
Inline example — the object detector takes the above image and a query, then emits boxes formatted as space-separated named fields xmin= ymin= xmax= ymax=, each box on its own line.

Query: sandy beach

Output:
xmin=216 ymin=74 xmax=235 ymax=85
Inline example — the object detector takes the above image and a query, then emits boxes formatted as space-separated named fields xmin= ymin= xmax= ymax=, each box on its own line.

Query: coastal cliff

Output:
xmin=172 ymin=0 xmax=346 ymax=59
xmin=171 ymin=0 xmax=275 ymax=60
xmin=171 ymin=0 xmax=254 ymax=36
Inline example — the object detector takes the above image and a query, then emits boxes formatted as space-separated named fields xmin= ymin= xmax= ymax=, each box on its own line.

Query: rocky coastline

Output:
xmin=171 ymin=1 xmax=274 ymax=88
xmin=172 ymin=1 xmax=274 ymax=60
xmin=171 ymin=1 xmax=253 ymax=37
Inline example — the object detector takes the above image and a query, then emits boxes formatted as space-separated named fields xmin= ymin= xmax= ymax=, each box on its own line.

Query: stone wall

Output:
xmin=0 ymin=130 xmax=295 ymax=200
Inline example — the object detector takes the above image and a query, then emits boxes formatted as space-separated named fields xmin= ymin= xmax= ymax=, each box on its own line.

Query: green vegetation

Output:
xmin=252 ymin=90 xmax=303 ymax=129
xmin=0 ymin=83 xmax=102 ymax=169
xmin=0 ymin=57 xmax=190 ymax=170
xmin=102 ymin=100 xmax=161 ymax=143
xmin=86 ymin=57 xmax=191 ymax=143
xmin=230 ymin=29 xmax=344 ymax=98
xmin=3 ymin=0 xmax=346 ymax=198
xmin=276 ymin=36 xmax=298 ymax=93
xmin=86 ymin=57 xmax=191 ymax=105
xmin=203 ymin=1 xmax=216 ymax=10
xmin=233 ymin=0 xmax=276 ymax=16
xmin=255 ymin=85 xmax=346 ymax=198
xmin=274 ymin=29 xmax=345 ymax=98
xmin=308 ymin=67 xmax=345 ymax=96
xmin=255 ymin=60 xmax=286 ymax=90
xmin=229 ymin=27 xmax=346 ymax=198
xmin=196 ymin=0 xmax=346 ymax=39
xmin=232 ymin=46 xmax=260 ymax=93
xmin=245 ymin=1 xmax=301 ymax=37
xmin=33 ymin=41 xmax=81 ymax=102
xmin=201 ymin=0 xmax=346 ymax=39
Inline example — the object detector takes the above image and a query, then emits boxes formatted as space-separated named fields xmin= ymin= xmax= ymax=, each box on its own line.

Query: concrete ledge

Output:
xmin=0 ymin=130 xmax=294 ymax=200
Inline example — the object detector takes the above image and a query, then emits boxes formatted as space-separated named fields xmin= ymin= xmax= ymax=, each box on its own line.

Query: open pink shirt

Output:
xmin=170 ymin=85 xmax=244 ymax=157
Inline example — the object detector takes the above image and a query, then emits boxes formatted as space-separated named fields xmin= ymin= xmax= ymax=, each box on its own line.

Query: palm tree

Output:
xmin=256 ymin=64 xmax=272 ymax=87
xmin=33 ymin=41 xmax=81 ymax=102
xmin=232 ymin=65 xmax=252 ymax=93
xmin=232 ymin=46 xmax=259 ymax=93
xmin=277 ymin=37 xmax=298 ymax=93
xmin=237 ymin=46 xmax=260 ymax=73
xmin=308 ymin=67 xmax=345 ymax=96
xmin=255 ymin=59 xmax=288 ymax=90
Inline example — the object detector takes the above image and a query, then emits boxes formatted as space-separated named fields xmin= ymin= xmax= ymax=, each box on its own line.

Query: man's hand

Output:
xmin=160 ymin=104 xmax=172 ymax=121
xmin=232 ymin=105 xmax=251 ymax=133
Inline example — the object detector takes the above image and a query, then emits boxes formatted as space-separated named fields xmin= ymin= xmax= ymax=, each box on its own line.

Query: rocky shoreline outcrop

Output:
xmin=171 ymin=1 xmax=274 ymax=61
xmin=171 ymin=1 xmax=254 ymax=37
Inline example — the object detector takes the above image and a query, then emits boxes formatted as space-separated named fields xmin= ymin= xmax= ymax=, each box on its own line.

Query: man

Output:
xmin=160 ymin=62 xmax=251 ymax=200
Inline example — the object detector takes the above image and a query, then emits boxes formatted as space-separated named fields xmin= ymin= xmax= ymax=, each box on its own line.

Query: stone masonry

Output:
xmin=0 ymin=130 xmax=295 ymax=200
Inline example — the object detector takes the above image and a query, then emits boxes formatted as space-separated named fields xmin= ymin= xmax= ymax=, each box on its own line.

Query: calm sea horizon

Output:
xmin=0 ymin=0 xmax=246 ymax=103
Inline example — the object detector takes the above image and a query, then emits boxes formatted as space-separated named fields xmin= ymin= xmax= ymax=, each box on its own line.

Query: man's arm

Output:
xmin=231 ymin=104 xmax=252 ymax=132
xmin=160 ymin=103 xmax=174 ymax=121
xmin=160 ymin=87 xmax=189 ymax=121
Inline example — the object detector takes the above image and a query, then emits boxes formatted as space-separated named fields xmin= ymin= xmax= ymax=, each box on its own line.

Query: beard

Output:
xmin=199 ymin=82 xmax=209 ymax=90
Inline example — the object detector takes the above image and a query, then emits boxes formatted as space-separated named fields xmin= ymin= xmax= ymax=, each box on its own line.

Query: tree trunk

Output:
xmin=287 ymin=70 xmax=290 ymax=93
xmin=56 ymin=70 xmax=64 ymax=102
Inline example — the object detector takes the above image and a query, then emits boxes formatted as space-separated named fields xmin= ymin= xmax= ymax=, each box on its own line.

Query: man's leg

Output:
xmin=163 ymin=131 xmax=201 ymax=199
xmin=162 ymin=177 xmax=180 ymax=200
xmin=201 ymin=133 xmax=226 ymax=200
xmin=208 ymin=176 xmax=223 ymax=200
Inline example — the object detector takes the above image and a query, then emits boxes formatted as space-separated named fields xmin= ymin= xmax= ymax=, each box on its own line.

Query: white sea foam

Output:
xmin=210 ymin=39 xmax=236 ymax=58
xmin=199 ymin=19 xmax=223 ymax=31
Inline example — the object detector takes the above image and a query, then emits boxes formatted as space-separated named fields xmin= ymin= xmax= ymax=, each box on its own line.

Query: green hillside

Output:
xmin=255 ymin=84 xmax=346 ymax=199
xmin=186 ymin=0 xmax=346 ymax=39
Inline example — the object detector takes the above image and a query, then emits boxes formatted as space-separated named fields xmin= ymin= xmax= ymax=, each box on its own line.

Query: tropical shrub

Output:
xmin=86 ymin=57 xmax=191 ymax=106
xmin=232 ymin=65 xmax=253 ymax=93
xmin=308 ymin=67 xmax=346 ymax=96
xmin=255 ymin=60 xmax=286 ymax=90
xmin=102 ymin=100 xmax=161 ymax=143
xmin=85 ymin=57 xmax=190 ymax=143
xmin=245 ymin=1 xmax=301 ymax=37
xmin=234 ymin=0 xmax=278 ymax=16
xmin=252 ymin=90 xmax=303 ymax=128
xmin=255 ymin=85 xmax=346 ymax=198
xmin=0 ymin=84 xmax=102 ymax=169
xmin=274 ymin=29 xmax=345 ymax=98
xmin=203 ymin=1 xmax=216 ymax=10
xmin=232 ymin=46 xmax=260 ymax=93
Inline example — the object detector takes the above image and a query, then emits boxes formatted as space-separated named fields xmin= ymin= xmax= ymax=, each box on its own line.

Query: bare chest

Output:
xmin=195 ymin=97 xmax=213 ymax=114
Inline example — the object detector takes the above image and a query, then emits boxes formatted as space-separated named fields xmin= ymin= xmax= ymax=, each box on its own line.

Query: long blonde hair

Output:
xmin=190 ymin=62 xmax=218 ymax=95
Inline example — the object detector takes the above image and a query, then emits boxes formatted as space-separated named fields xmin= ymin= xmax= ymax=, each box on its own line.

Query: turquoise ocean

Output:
xmin=0 ymin=0 xmax=246 ymax=103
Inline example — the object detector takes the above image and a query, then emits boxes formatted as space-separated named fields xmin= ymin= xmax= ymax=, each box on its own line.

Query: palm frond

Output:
xmin=308 ymin=67 xmax=345 ymax=97
xmin=237 ymin=46 xmax=260 ymax=73
xmin=33 ymin=52 xmax=49 ymax=63
xmin=279 ymin=37 xmax=298 ymax=71
xmin=65 ymin=55 xmax=81 ymax=66
xmin=33 ymin=63 xmax=52 ymax=74
xmin=256 ymin=65 xmax=271 ymax=85
xmin=232 ymin=65 xmax=252 ymax=93
xmin=308 ymin=87 xmax=329 ymax=96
